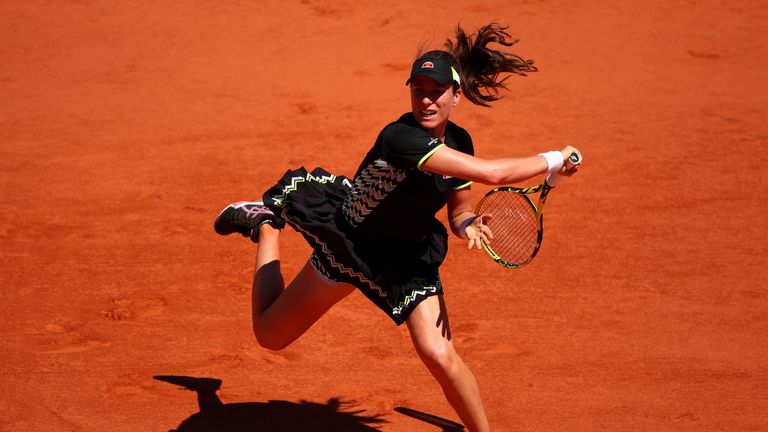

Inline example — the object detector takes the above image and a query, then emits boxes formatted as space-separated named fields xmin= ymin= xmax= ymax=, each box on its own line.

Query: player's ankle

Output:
xmin=259 ymin=224 xmax=281 ymax=238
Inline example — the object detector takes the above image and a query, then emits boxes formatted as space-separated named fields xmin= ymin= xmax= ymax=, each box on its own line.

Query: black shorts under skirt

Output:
xmin=262 ymin=167 xmax=447 ymax=325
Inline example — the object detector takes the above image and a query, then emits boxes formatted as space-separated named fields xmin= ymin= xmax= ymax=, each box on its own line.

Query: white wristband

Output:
xmin=458 ymin=214 xmax=478 ymax=239
xmin=538 ymin=151 xmax=564 ymax=174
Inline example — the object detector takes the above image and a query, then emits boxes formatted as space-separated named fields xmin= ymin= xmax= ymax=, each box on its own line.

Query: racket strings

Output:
xmin=479 ymin=192 xmax=539 ymax=264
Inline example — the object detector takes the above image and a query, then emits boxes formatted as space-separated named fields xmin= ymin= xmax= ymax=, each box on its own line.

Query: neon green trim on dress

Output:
xmin=417 ymin=143 xmax=446 ymax=170
xmin=453 ymin=180 xmax=473 ymax=190
xmin=392 ymin=284 xmax=440 ymax=316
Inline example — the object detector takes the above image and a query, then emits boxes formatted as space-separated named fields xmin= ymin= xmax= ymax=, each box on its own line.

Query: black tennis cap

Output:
xmin=405 ymin=51 xmax=461 ymax=87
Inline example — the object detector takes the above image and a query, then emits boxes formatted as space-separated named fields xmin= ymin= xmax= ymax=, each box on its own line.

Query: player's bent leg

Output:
xmin=406 ymin=295 xmax=489 ymax=432
xmin=252 ymin=255 xmax=355 ymax=351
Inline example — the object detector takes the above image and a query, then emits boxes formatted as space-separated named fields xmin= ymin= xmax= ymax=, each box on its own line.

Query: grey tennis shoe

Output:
xmin=214 ymin=200 xmax=285 ymax=242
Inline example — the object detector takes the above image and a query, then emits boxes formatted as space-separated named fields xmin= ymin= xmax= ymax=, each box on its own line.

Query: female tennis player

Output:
xmin=215 ymin=23 xmax=580 ymax=432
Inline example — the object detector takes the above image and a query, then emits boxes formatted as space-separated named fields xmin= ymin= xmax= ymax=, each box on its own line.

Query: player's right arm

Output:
xmin=421 ymin=145 xmax=579 ymax=185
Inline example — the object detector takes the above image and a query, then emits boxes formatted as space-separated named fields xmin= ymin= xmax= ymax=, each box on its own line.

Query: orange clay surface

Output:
xmin=1 ymin=1 xmax=767 ymax=431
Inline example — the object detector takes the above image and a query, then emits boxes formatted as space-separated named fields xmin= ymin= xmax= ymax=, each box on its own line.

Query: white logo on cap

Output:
xmin=421 ymin=61 xmax=435 ymax=69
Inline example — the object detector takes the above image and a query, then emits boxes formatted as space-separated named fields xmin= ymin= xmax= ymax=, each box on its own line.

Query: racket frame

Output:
xmin=475 ymin=179 xmax=555 ymax=268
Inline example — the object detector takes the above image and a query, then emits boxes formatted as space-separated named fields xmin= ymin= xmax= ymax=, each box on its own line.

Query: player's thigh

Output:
xmin=405 ymin=295 xmax=456 ymax=362
xmin=260 ymin=259 xmax=356 ymax=334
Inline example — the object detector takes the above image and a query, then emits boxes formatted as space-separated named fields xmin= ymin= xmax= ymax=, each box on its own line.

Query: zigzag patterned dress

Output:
xmin=262 ymin=113 xmax=474 ymax=325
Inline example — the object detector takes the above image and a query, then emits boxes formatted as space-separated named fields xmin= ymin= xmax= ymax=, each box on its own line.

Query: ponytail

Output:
xmin=444 ymin=23 xmax=537 ymax=107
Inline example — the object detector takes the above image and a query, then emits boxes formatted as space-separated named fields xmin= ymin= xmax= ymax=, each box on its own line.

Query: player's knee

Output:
xmin=252 ymin=323 xmax=290 ymax=351
xmin=418 ymin=343 xmax=460 ymax=378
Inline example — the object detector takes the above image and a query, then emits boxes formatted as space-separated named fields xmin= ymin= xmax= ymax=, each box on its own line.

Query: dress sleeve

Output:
xmin=380 ymin=123 xmax=445 ymax=170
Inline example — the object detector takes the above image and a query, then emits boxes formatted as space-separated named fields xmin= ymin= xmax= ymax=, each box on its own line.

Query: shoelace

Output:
xmin=242 ymin=205 xmax=272 ymax=219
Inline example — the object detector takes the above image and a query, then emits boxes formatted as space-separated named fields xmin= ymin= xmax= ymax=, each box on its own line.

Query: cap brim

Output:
xmin=405 ymin=70 xmax=454 ymax=86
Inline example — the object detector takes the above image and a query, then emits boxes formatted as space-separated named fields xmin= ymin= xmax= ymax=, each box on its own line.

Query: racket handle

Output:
xmin=545 ymin=152 xmax=580 ymax=187
xmin=545 ymin=172 xmax=564 ymax=187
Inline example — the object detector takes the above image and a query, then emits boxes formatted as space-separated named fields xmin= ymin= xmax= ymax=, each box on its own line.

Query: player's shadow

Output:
xmin=154 ymin=375 xmax=386 ymax=431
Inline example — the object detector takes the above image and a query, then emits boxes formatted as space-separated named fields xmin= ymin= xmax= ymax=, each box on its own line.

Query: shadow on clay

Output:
xmin=153 ymin=375 xmax=465 ymax=431
xmin=153 ymin=375 xmax=385 ymax=431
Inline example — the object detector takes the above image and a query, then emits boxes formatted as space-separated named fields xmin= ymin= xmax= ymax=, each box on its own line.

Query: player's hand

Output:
xmin=558 ymin=146 xmax=582 ymax=177
xmin=466 ymin=214 xmax=493 ymax=250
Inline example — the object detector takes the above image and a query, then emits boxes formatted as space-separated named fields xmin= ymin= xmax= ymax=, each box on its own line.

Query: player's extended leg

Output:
xmin=406 ymin=295 xmax=489 ymax=432
xmin=250 ymin=225 xmax=356 ymax=350
xmin=214 ymin=201 xmax=355 ymax=350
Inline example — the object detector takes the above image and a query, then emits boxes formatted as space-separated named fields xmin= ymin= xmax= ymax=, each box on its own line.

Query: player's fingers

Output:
xmin=467 ymin=231 xmax=486 ymax=250
xmin=563 ymin=165 xmax=579 ymax=176
xmin=561 ymin=146 xmax=582 ymax=167
xmin=467 ymin=237 xmax=477 ymax=250
xmin=477 ymin=213 xmax=493 ymax=225
xmin=475 ymin=236 xmax=485 ymax=249
xmin=480 ymin=225 xmax=494 ymax=240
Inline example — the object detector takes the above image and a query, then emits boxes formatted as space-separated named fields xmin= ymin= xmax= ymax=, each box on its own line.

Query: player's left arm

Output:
xmin=448 ymin=188 xmax=474 ymax=236
xmin=448 ymin=188 xmax=493 ymax=249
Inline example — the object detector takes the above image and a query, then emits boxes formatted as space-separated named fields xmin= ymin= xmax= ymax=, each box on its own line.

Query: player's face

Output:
xmin=410 ymin=76 xmax=461 ymax=138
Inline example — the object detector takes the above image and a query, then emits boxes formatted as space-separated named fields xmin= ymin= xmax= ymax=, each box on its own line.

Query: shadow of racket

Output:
xmin=394 ymin=406 xmax=464 ymax=431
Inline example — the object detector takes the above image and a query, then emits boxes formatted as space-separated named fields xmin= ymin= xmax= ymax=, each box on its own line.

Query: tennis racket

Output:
xmin=475 ymin=152 xmax=580 ymax=268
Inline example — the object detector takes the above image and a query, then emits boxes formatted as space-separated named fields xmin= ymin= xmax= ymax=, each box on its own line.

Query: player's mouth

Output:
xmin=420 ymin=110 xmax=437 ymax=119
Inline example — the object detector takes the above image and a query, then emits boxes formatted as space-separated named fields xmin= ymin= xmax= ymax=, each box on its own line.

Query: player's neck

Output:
xmin=427 ymin=123 xmax=447 ymax=141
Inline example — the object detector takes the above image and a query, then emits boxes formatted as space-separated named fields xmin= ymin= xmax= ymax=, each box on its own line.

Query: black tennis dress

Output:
xmin=262 ymin=113 xmax=474 ymax=325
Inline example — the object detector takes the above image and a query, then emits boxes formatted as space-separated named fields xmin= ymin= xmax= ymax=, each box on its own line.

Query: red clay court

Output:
xmin=1 ymin=1 xmax=766 ymax=430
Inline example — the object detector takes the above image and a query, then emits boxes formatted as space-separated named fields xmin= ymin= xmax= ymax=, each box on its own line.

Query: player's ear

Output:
xmin=452 ymin=86 xmax=461 ymax=106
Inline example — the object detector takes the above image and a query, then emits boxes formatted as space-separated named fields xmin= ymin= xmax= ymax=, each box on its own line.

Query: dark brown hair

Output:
xmin=440 ymin=23 xmax=537 ymax=107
